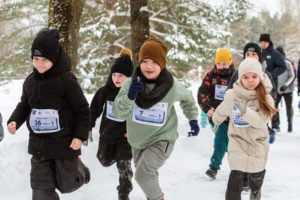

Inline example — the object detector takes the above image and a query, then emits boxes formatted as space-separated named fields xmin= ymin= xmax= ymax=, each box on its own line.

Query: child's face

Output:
xmin=140 ymin=58 xmax=161 ymax=80
xmin=245 ymin=51 xmax=259 ymax=61
xmin=216 ymin=62 xmax=230 ymax=70
xmin=241 ymin=72 xmax=260 ymax=90
xmin=112 ymin=72 xmax=128 ymax=88
xmin=32 ymin=56 xmax=53 ymax=74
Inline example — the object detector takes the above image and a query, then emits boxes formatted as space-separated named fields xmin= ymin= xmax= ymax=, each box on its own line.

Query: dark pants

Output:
xmin=97 ymin=136 xmax=133 ymax=195
xmin=116 ymin=160 xmax=133 ymax=195
xmin=272 ymin=92 xmax=293 ymax=128
xmin=31 ymin=156 xmax=87 ymax=200
xmin=226 ymin=170 xmax=266 ymax=200
xmin=209 ymin=122 xmax=228 ymax=170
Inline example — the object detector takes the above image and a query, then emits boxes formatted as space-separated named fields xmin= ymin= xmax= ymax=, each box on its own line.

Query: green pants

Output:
xmin=209 ymin=122 xmax=229 ymax=170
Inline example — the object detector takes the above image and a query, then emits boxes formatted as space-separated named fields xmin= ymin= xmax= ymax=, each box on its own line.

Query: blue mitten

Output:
xmin=269 ymin=129 xmax=275 ymax=144
xmin=188 ymin=120 xmax=200 ymax=137
xmin=128 ymin=77 xmax=144 ymax=100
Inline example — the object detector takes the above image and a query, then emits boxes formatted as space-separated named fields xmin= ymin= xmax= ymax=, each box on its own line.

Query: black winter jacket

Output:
xmin=8 ymin=47 xmax=90 ymax=159
xmin=90 ymin=75 xmax=127 ymax=141
xmin=262 ymin=44 xmax=286 ymax=85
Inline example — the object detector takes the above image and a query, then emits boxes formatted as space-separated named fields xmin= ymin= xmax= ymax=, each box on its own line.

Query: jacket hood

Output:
xmin=33 ymin=46 xmax=71 ymax=78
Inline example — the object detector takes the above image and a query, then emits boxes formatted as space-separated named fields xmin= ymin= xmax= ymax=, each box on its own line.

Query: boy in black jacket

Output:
xmin=90 ymin=48 xmax=133 ymax=200
xmin=7 ymin=28 xmax=90 ymax=200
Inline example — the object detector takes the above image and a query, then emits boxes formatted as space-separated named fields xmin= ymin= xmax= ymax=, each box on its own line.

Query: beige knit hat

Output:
xmin=238 ymin=58 xmax=265 ymax=81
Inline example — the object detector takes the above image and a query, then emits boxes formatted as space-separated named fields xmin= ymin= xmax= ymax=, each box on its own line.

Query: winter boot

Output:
xmin=83 ymin=163 xmax=90 ymax=184
xmin=118 ymin=193 xmax=129 ymax=200
xmin=205 ymin=168 xmax=217 ymax=179
xmin=288 ymin=123 xmax=292 ymax=132
xmin=250 ymin=190 xmax=261 ymax=200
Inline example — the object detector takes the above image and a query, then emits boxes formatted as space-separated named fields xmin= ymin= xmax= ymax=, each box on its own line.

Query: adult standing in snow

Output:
xmin=272 ymin=46 xmax=295 ymax=132
xmin=197 ymin=48 xmax=235 ymax=179
xmin=113 ymin=38 xmax=199 ymax=200
xmin=259 ymin=33 xmax=287 ymax=132
xmin=90 ymin=48 xmax=134 ymax=200
xmin=213 ymin=58 xmax=276 ymax=200
xmin=7 ymin=28 xmax=91 ymax=200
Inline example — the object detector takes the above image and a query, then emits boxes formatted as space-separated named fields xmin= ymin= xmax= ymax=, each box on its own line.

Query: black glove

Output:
xmin=128 ymin=77 xmax=144 ymax=100
xmin=280 ymin=85 xmax=287 ymax=92
xmin=188 ymin=120 xmax=200 ymax=136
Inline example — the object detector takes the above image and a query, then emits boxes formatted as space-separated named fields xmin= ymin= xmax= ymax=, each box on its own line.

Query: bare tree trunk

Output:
xmin=130 ymin=0 xmax=149 ymax=66
xmin=48 ymin=0 xmax=85 ymax=74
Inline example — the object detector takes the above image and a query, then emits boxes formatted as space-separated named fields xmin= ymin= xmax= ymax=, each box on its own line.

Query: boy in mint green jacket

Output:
xmin=113 ymin=38 xmax=199 ymax=200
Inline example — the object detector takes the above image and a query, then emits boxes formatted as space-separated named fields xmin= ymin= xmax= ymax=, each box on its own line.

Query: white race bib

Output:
xmin=29 ymin=109 xmax=61 ymax=134
xmin=215 ymin=85 xmax=227 ymax=100
xmin=132 ymin=102 xmax=168 ymax=127
xmin=232 ymin=105 xmax=249 ymax=128
xmin=106 ymin=101 xmax=125 ymax=122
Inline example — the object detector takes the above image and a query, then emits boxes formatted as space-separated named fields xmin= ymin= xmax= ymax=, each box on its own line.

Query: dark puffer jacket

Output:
xmin=8 ymin=47 xmax=90 ymax=159
xmin=262 ymin=44 xmax=286 ymax=86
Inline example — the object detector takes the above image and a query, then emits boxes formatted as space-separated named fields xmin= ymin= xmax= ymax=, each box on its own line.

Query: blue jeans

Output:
xmin=209 ymin=122 xmax=229 ymax=170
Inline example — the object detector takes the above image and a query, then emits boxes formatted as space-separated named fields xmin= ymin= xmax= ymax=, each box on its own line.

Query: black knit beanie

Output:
xmin=111 ymin=48 xmax=134 ymax=77
xmin=243 ymin=42 xmax=263 ymax=63
xmin=259 ymin=33 xmax=272 ymax=44
xmin=31 ymin=28 xmax=60 ymax=64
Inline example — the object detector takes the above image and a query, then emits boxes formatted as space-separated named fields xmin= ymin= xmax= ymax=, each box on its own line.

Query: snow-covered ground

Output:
xmin=0 ymin=80 xmax=299 ymax=200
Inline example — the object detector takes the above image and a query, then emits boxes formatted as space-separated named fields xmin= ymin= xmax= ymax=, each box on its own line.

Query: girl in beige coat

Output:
xmin=212 ymin=58 xmax=276 ymax=200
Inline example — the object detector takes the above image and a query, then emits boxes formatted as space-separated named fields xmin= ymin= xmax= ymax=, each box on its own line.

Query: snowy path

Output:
xmin=0 ymin=80 xmax=299 ymax=200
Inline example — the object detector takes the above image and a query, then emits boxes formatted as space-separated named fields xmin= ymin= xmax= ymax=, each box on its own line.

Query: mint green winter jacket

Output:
xmin=113 ymin=77 xmax=198 ymax=149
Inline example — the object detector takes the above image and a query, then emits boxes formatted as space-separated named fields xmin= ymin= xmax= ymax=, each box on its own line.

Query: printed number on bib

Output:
xmin=106 ymin=101 xmax=125 ymax=122
xmin=29 ymin=109 xmax=61 ymax=134
xmin=215 ymin=85 xmax=227 ymax=100
xmin=132 ymin=102 xmax=168 ymax=126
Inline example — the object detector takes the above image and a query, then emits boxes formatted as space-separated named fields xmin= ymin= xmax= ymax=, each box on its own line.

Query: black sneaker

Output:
xmin=288 ymin=123 xmax=292 ymax=132
xmin=119 ymin=194 xmax=129 ymax=200
xmin=205 ymin=168 xmax=217 ymax=179
xmin=250 ymin=190 xmax=261 ymax=200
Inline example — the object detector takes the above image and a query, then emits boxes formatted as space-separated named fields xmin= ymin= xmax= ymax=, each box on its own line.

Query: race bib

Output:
xmin=215 ymin=85 xmax=227 ymax=100
xmin=132 ymin=102 xmax=168 ymax=127
xmin=232 ymin=105 xmax=256 ymax=128
xmin=29 ymin=109 xmax=61 ymax=134
xmin=106 ymin=101 xmax=125 ymax=122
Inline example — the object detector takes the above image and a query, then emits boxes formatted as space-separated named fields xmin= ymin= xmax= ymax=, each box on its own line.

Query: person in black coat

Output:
xmin=259 ymin=34 xmax=287 ymax=132
xmin=7 ymin=28 xmax=91 ymax=200
xmin=90 ymin=48 xmax=134 ymax=200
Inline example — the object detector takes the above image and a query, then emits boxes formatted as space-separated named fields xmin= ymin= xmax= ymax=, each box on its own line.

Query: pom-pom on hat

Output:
xmin=111 ymin=48 xmax=134 ymax=77
xmin=31 ymin=28 xmax=61 ymax=64
xmin=214 ymin=48 xmax=232 ymax=65
xmin=139 ymin=38 xmax=168 ymax=69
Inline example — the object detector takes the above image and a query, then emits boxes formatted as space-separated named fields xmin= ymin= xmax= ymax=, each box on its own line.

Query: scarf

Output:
xmin=133 ymin=67 xmax=174 ymax=109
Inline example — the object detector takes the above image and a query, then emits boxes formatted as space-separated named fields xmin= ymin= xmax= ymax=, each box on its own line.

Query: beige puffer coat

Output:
xmin=212 ymin=76 xmax=274 ymax=173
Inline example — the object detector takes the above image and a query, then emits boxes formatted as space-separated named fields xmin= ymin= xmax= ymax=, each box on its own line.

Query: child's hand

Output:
xmin=207 ymin=108 xmax=215 ymax=117
xmin=7 ymin=121 xmax=17 ymax=134
xmin=69 ymin=138 xmax=83 ymax=150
